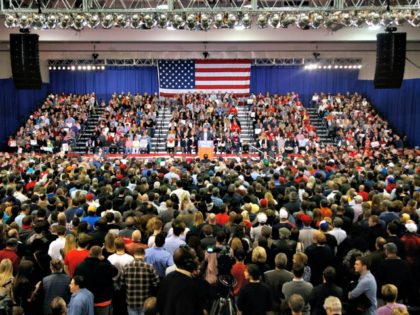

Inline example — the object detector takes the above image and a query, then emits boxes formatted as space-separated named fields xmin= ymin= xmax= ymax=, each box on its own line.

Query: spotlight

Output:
xmin=82 ymin=66 xmax=87 ymax=70
xmin=77 ymin=66 xmax=82 ymax=70
xmin=92 ymin=65 xmax=96 ymax=70
xmin=381 ymin=11 xmax=396 ymax=27
xmin=172 ymin=14 xmax=185 ymax=29
xmin=46 ymin=14 xmax=58 ymax=29
xmin=157 ymin=14 xmax=169 ymax=28
xmin=87 ymin=65 xmax=92 ymax=70
xmin=101 ymin=14 xmax=114 ymax=29
xmin=72 ymin=14 xmax=86 ymax=31
xmin=317 ymin=65 xmax=322 ymax=69
xmin=297 ymin=13 xmax=310 ymax=29
xmin=328 ymin=65 xmax=332 ymax=69
xmin=87 ymin=14 xmax=100 ymax=28
xmin=200 ymin=14 xmax=211 ymax=31
xmin=130 ymin=14 xmax=142 ymax=29
xmin=71 ymin=65 xmax=75 ymax=71
xmin=67 ymin=66 xmax=71 ymax=70
xmin=257 ymin=14 xmax=268 ymax=28
xmin=32 ymin=14 xmax=45 ymax=30
xmin=340 ymin=12 xmax=352 ymax=27
xmin=48 ymin=66 xmax=52 ymax=70
xmin=366 ymin=12 xmax=381 ymax=27
xmin=344 ymin=65 xmax=348 ymax=69
xmin=101 ymin=66 xmax=105 ymax=70
xmin=358 ymin=65 xmax=362 ymax=69
xmin=281 ymin=14 xmax=296 ymax=28
xmin=227 ymin=14 xmax=237 ymax=28
xmin=143 ymin=14 xmax=156 ymax=29
xmin=59 ymin=14 xmax=71 ymax=29
xmin=324 ymin=13 xmax=339 ymax=29
xmin=352 ymin=12 xmax=367 ymax=27
xmin=311 ymin=13 xmax=323 ymax=29
xmin=241 ymin=13 xmax=252 ymax=29
xmin=53 ymin=66 xmax=56 ymax=70
xmin=395 ymin=11 xmax=407 ymax=25
xmin=214 ymin=13 xmax=224 ymax=29
xmin=339 ymin=65 xmax=343 ymax=69
xmin=323 ymin=65 xmax=327 ymax=69
xmin=4 ymin=14 xmax=17 ymax=28
xmin=115 ymin=14 xmax=128 ymax=28
xmin=185 ymin=14 xmax=196 ymax=30
xmin=269 ymin=14 xmax=280 ymax=28
xmin=58 ymin=66 xmax=61 ymax=70
xmin=18 ymin=14 xmax=31 ymax=29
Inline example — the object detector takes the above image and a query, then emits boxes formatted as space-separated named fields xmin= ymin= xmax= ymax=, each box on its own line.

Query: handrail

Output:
xmin=248 ymin=145 xmax=277 ymax=162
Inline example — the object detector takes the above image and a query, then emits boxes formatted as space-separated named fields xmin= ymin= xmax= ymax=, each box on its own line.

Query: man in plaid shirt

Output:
xmin=121 ymin=247 xmax=160 ymax=315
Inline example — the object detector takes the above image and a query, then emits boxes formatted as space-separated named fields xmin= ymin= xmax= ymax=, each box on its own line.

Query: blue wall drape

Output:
xmin=0 ymin=79 xmax=49 ymax=149
xmin=49 ymin=67 xmax=159 ymax=102
xmin=1 ymin=67 xmax=419 ymax=150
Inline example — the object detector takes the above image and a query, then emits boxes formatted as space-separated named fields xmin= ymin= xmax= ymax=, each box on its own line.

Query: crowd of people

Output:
xmin=164 ymin=93 xmax=245 ymax=154
xmin=0 ymin=133 xmax=418 ymax=314
xmin=8 ymin=93 xmax=94 ymax=153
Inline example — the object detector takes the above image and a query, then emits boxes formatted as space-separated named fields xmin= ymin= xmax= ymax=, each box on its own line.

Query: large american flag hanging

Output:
xmin=158 ymin=59 xmax=251 ymax=97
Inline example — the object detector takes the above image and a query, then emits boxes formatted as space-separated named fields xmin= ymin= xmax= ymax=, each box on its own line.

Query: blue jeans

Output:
xmin=127 ymin=306 xmax=144 ymax=315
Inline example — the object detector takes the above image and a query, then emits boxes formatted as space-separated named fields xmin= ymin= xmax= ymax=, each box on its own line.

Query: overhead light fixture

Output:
xmin=86 ymin=14 xmax=100 ymax=28
xmin=130 ymin=14 xmax=142 ymax=29
xmin=143 ymin=14 xmax=156 ymax=29
xmin=101 ymin=65 xmax=105 ymax=70
xmin=157 ymin=14 xmax=169 ymax=28
xmin=101 ymin=14 xmax=114 ymax=29
xmin=46 ymin=14 xmax=58 ymax=29
xmin=18 ymin=14 xmax=31 ymax=29
xmin=281 ymin=14 xmax=296 ymax=28
xmin=156 ymin=4 xmax=169 ymax=9
xmin=214 ymin=13 xmax=224 ymax=28
xmin=72 ymin=14 xmax=86 ymax=31
xmin=311 ymin=13 xmax=323 ymax=29
xmin=4 ymin=14 xmax=17 ymax=28
xmin=71 ymin=65 xmax=75 ymax=71
xmin=31 ymin=14 xmax=45 ymax=29
xmin=115 ymin=14 xmax=128 ymax=28
xmin=171 ymin=14 xmax=185 ymax=29
xmin=200 ymin=14 xmax=211 ymax=31
xmin=408 ymin=11 xmax=420 ymax=27
xmin=257 ymin=14 xmax=268 ymax=28
xmin=297 ymin=13 xmax=310 ymax=29
xmin=185 ymin=14 xmax=196 ymax=30
xmin=59 ymin=14 xmax=71 ymax=29
xmin=241 ymin=13 xmax=252 ymax=29
xmin=269 ymin=13 xmax=280 ymax=28
xmin=227 ymin=13 xmax=238 ymax=28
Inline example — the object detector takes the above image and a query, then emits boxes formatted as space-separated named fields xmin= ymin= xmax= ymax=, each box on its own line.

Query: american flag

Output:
xmin=158 ymin=59 xmax=251 ymax=97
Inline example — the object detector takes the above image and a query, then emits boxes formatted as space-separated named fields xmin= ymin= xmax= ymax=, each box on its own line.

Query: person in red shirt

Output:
xmin=64 ymin=233 xmax=90 ymax=277
xmin=215 ymin=204 xmax=230 ymax=226
xmin=358 ymin=184 xmax=369 ymax=202
xmin=0 ymin=238 xmax=20 ymax=272
xmin=231 ymin=248 xmax=247 ymax=297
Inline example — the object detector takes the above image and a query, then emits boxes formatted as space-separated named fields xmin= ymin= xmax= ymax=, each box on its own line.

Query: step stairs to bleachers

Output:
xmin=150 ymin=106 xmax=172 ymax=153
xmin=307 ymin=107 xmax=336 ymax=146
xmin=72 ymin=107 xmax=105 ymax=153
xmin=236 ymin=105 xmax=256 ymax=148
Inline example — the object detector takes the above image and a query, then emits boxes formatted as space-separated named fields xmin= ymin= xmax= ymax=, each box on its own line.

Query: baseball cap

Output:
xmin=279 ymin=208 xmax=288 ymax=219
xmin=319 ymin=220 xmax=329 ymax=231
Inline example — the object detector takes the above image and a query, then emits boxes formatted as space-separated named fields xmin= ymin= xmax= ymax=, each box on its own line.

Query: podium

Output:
xmin=198 ymin=140 xmax=214 ymax=160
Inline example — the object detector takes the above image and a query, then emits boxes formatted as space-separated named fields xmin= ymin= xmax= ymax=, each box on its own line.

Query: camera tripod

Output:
xmin=210 ymin=275 xmax=237 ymax=315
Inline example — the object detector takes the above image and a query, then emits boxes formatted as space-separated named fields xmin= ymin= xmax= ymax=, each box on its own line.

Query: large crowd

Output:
xmin=1 ymin=91 xmax=418 ymax=315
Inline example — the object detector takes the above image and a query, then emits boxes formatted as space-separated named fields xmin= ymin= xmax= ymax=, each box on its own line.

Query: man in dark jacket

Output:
xmin=74 ymin=246 xmax=118 ymax=315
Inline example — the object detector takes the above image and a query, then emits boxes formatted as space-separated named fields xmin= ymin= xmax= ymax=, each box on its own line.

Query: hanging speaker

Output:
xmin=10 ymin=33 xmax=42 ymax=89
xmin=374 ymin=32 xmax=406 ymax=89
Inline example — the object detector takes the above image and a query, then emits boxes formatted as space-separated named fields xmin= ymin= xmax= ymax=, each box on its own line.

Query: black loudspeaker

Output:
xmin=10 ymin=33 xmax=42 ymax=89
xmin=374 ymin=32 xmax=406 ymax=89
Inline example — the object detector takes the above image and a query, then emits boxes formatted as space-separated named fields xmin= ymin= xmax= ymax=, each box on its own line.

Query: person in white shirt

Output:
xmin=328 ymin=217 xmax=347 ymax=246
xmin=48 ymin=225 xmax=67 ymax=261
xmin=108 ymin=237 xmax=134 ymax=288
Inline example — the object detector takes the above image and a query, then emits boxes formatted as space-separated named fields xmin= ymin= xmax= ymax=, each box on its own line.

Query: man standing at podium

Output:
xmin=199 ymin=127 xmax=214 ymax=141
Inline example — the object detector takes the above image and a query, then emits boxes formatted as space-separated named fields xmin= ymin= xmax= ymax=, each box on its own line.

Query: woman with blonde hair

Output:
xmin=264 ymin=191 xmax=278 ymax=207
xmin=102 ymin=232 xmax=116 ymax=259
xmin=189 ymin=211 xmax=205 ymax=236
xmin=377 ymin=284 xmax=407 ymax=315
xmin=61 ymin=234 xmax=76 ymax=260
xmin=293 ymin=252 xmax=311 ymax=282
xmin=0 ymin=259 xmax=13 ymax=314
xmin=251 ymin=246 xmax=270 ymax=274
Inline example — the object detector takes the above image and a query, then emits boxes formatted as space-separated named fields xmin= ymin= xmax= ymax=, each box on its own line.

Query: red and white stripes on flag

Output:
xmin=195 ymin=59 xmax=251 ymax=96
xmin=158 ymin=59 xmax=251 ymax=97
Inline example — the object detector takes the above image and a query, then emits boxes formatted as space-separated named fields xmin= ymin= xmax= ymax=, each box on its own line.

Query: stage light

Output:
xmin=328 ymin=65 xmax=332 ymax=69
xmin=87 ymin=14 xmax=100 ymax=28
xmin=58 ymin=66 xmax=61 ymax=70
xmin=82 ymin=66 xmax=87 ymax=70
xmin=77 ymin=66 xmax=82 ymax=70
xmin=227 ymin=14 xmax=238 ymax=28
xmin=241 ymin=13 xmax=252 ymax=29
xmin=92 ymin=65 xmax=96 ymax=70
xmin=334 ymin=65 xmax=338 ymax=69
xmin=200 ymin=14 xmax=211 ymax=31
xmin=46 ymin=14 xmax=58 ymax=29
xmin=395 ymin=11 xmax=407 ymax=25
xmin=381 ymin=11 xmax=396 ymax=27
xmin=157 ymin=14 xmax=169 ymax=28
xmin=214 ymin=13 xmax=224 ymax=29
xmin=281 ymin=14 xmax=296 ymax=28
xmin=340 ymin=12 xmax=352 ymax=27
xmin=269 ymin=14 xmax=280 ymax=28
xmin=86 ymin=65 xmax=91 ymax=71
xmin=257 ymin=14 xmax=268 ymax=28
xmin=297 ymin=13 xmax=310 ymax=29
xmin=72 ymin=14 xmax=86 ymax=31
xmin=408 ymin=11 xmax=420 ymax=27
xmin=71 ymin=65 xmax=75 ymax=71
xmin=366 ymin=12 xmax=380 ymax=27
xmin=344 ymin=65 xmax=348 ymax=69
xmin=18 ymin=14 xmax=31 ymax=29
xmin=339 ymin=65 xmax=343 ymax=69
xmin=116 ymin=14 xmax=128 ymax=28
xmin=311 ymin=13 xmax=323 ymax=29
xmin=101 ymin=66 xmax=105 ymax=70
xmin=59 ymin=14 xmax=71 ymax=29
xmin=102 ymin=14 xmax=114 ymax=29
xmin=317 ymin=65 xmax=322 ymax=69
xmin=53 ymin=66 xmax=56 ymax=70
xmin=322 ymin=65 xmax=327 ymax=69
xmin=185 ymin=14 xmax=196 ymax=30
xmin=171 ymin=14 xmax=184 ymax=29
xmin=32 ymin=14 xmax=45 ymax=30
xmin=130 ymin=14 xmax=142 ymax=29
xmin=48 ymin=66 xmax=52 ymax=70
xmin=358 ymin=65 xmax=362 ymax=69
xmin=324 ymin=13 xmax=339 ymax=29
xmin=351 ymin=11 xmax=366 ymax=27
xmin=67 ymin=66 xmax=70 ymax=70
xmin=143 ymin=14 xmax=156 ymax=29
xmin=4 ymin=14 xmax=17 ymax=28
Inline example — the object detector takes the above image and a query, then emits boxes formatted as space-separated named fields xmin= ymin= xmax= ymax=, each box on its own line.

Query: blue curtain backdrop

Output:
xmin=1 ymin=67 xmax=419 ymax=150
xmin=49 ymin=67 xmax=158 ymax=102
xmin=0 ymin=79 xmax=49 ymax=150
